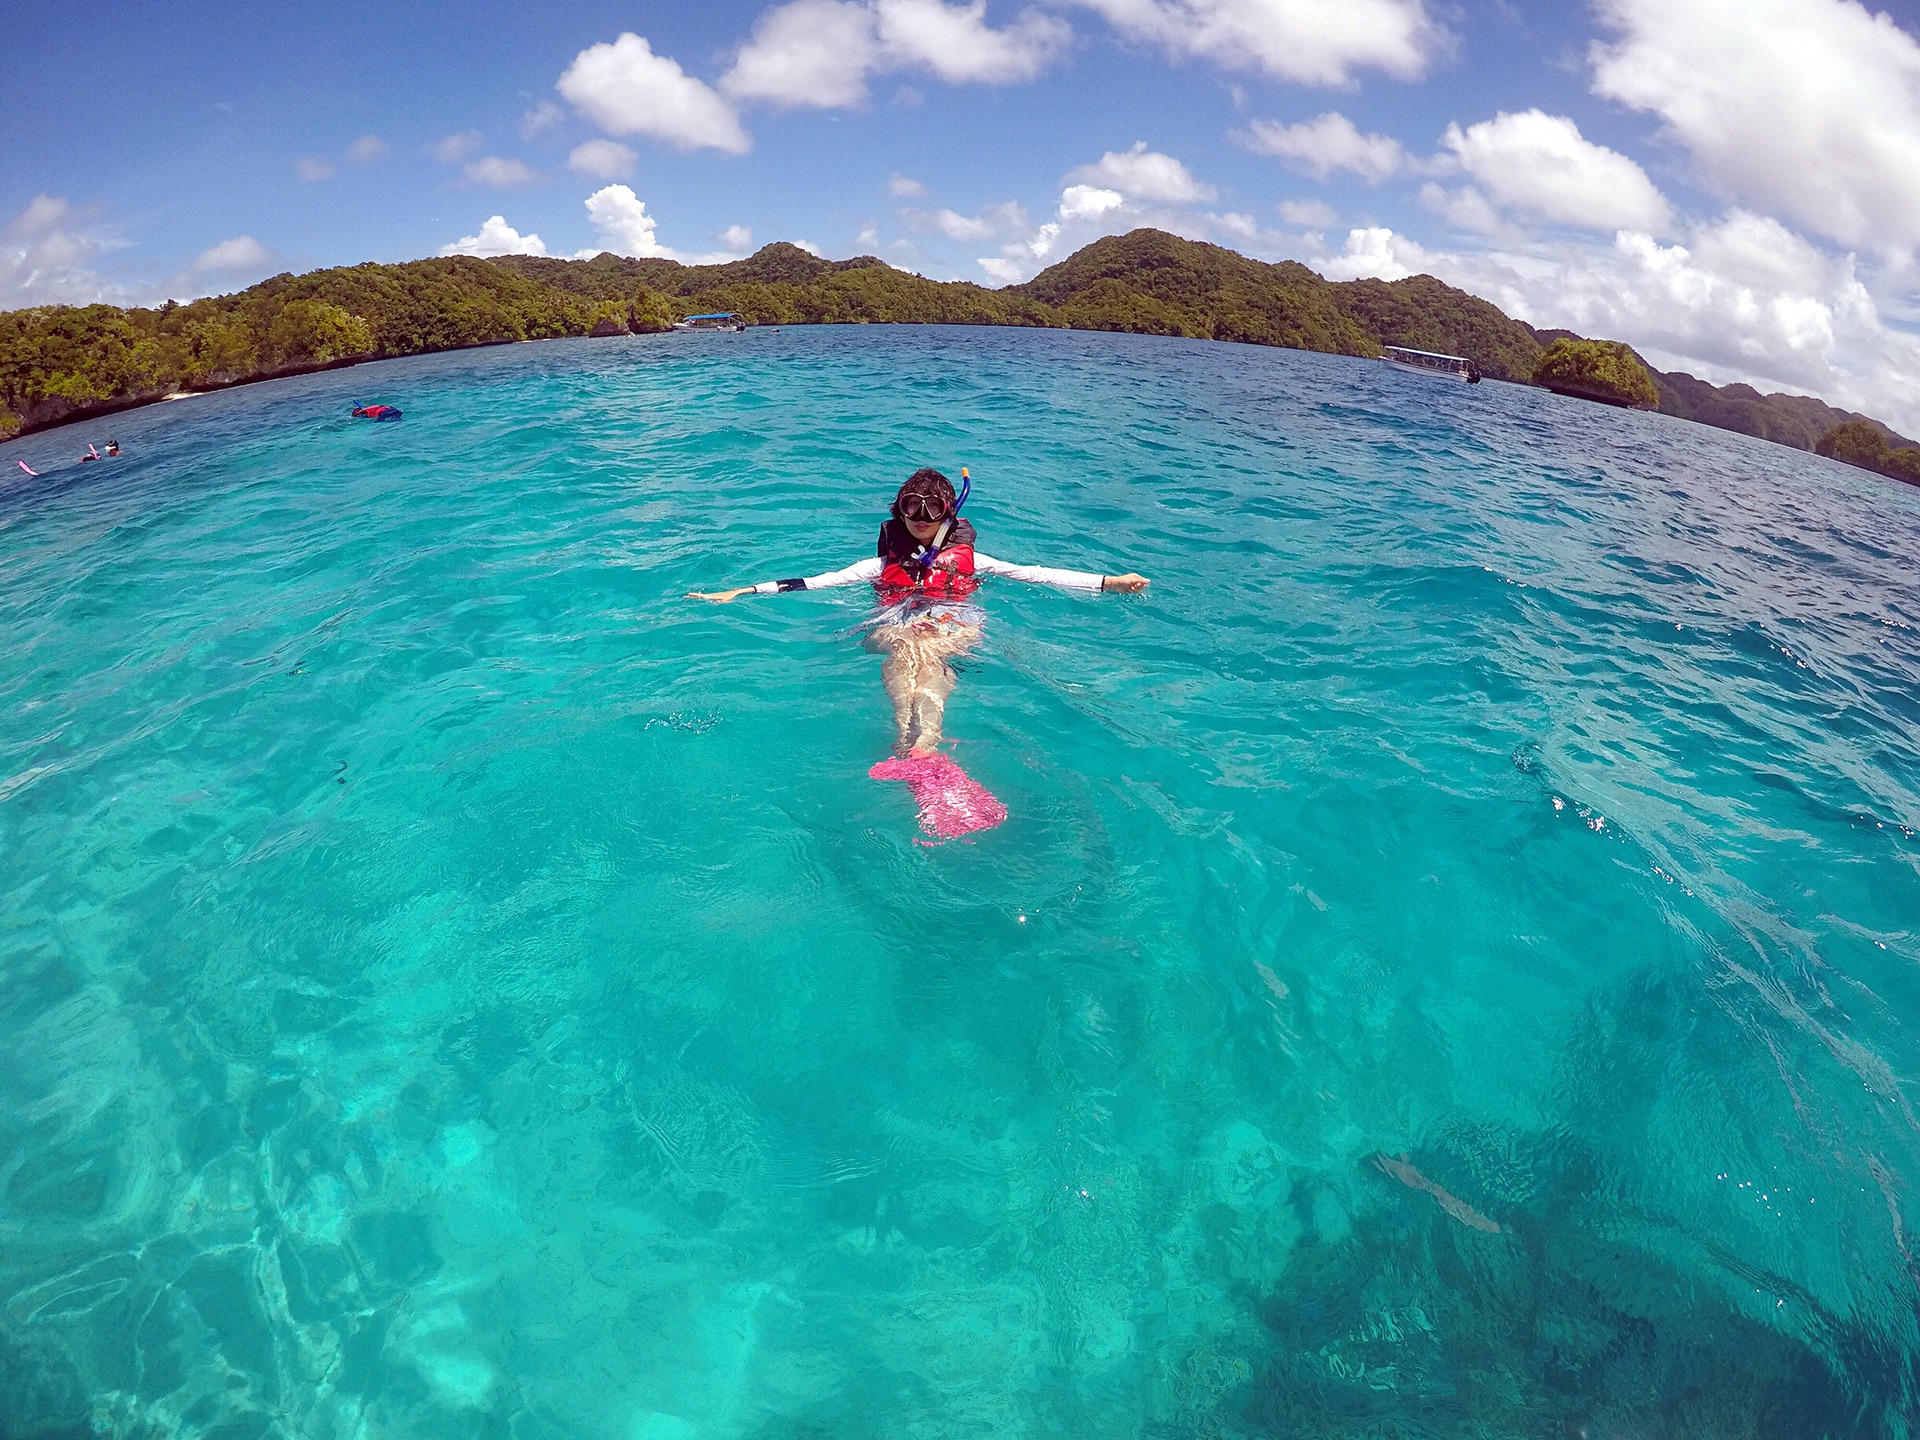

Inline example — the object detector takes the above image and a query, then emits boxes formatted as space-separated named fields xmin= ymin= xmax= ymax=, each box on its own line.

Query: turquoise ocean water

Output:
xmin=2 ymin=327 xmax=1918 ymax=1437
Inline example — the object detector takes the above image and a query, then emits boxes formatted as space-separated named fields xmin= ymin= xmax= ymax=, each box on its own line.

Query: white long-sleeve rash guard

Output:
xmin=751 ymin=553 xmax=1104 ymax=595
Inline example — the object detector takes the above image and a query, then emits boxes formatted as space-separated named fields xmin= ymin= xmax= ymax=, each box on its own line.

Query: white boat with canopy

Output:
xmin=1382 ymin=345 xmax=1482 ymax=384
xmin=674 ymin=312 xmax=747 ymax=332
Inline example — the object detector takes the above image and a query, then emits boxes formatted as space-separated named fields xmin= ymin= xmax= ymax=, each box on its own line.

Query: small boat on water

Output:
xmin=1381 ymin=345 xmax=1481 ymax=384
xmin=674 ymin=311 xmax=747 ymax=333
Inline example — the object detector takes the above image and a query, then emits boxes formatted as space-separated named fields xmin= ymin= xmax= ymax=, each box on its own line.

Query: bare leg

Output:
xmin=876 ymin=632 xmax=920 ymax=752
xmin=867 ymin=620 xmax=981 ymax=755
xmin=904 ymin=623 xmax=980 ymax=755
xmin=908 ymin=655 xmax=956 ymax=753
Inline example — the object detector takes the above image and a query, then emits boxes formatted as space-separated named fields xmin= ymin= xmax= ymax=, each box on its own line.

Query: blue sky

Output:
xmin=8 ymin=1 xmax=1920 ymax=430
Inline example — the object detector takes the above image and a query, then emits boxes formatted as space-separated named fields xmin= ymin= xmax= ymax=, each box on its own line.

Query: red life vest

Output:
xmin=877 ymin=516 xmax=979 ymax=602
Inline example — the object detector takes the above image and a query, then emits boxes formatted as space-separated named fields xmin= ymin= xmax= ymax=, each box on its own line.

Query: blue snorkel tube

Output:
xmin=914 ymin=467 xmax=970 ymax=569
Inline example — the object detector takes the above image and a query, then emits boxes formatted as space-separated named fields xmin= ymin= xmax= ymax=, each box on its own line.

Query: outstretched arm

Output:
xmin=972 ymin=553 xmax=1150 ymax=594
xmin=688 ymin=556 xmax=883 ymax=602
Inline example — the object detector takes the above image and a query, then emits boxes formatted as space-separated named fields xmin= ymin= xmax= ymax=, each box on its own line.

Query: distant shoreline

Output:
xmin=0 ymin=339 xmax=530 ymax=444
xmin=0 ymin=323 xmax=1905 ymax=492
xmin=4 ymin=232 xmax=1913 ymax=490
xmin=0 ymin=322 xmax=1515 ymax=447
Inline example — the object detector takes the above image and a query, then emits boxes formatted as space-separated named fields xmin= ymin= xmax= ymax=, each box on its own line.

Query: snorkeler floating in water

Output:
xmin=691 ymin=466 xmax=1148 ymax=753
xmin=689 ymin=467 xmax=1147 ymax=834
xmin=351 ymin=403 xmax=403 ymax=422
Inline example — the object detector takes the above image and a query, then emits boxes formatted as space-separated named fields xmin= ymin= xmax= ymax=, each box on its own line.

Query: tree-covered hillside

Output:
xmin=496 ymin=246 xmax=1058 ymax=329
xmin=0 ymin=257 xmax=643 ymax=437
xmin=1 ymin=230 xmax=1914 ymax=490
xmin=1006 ymin=230 xmax=1547 ymax=381
xmin=1649 ymin=366 xmax=1915 ymax=452
xmin=1008 ymin=229 xmax=1376 ymax=357
xmin=1814 ymin=418 xmax=1920 ymax=485
xmin=498 ymin=243 xmax=871 ymax=298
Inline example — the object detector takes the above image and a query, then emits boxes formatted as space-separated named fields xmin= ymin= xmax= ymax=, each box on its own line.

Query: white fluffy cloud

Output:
xmin=1316 ymin=225 xmax=1431 ymax=281
xmin=0 ymin=196 xmax=124 ymax=307
xmin=977 ymin=187 xmax=1117 ymax=276
xmin=440 ymin=215 xmax=548 ymax=257
xmin=567 ymin=188 xmax=759 ymax=264
xmin=579 ymin=184 xmax=676 ymax=258
xmin=1592 ymin=0 xmax=1920 ymax=250
xmin=1509 ymin=219 xmax=1862 ymax=382
xmin=1057 ymin=184 xmax=1125 ymax=224
xmin=1416 ymin=182 xmax=1513 ymax=237
xmin=464 ymin=156 xmax=539 ymax=187
xmin=889 ymin=174 xmax=929 ymax=197
xmin=724 ymin=0 xmax=880 ymax=106
xmin=877 ymin=0 xmax=1070 ymax=83
xmin=1072 ymin=0 xmax=1441 ymax=85
xmin=190 ymin=236 xmax=274 ymax=273
xmin=294 ymin=157 xmax=335 ymax=182
xmin=1239 ymin=111 xmax=1405 ymax=181
xmin=1688 ymin=208 xmax=1836 ymax=295
xmin=720 ymin=0 xmax=1069 ymax=108
xmin=558 ymin=33 xmax=751 ymax=154
xmin=1436 ymin=109 xmax=1670 ymax=233
xmin=347 ymin=134 xmax=388 ymax=163
xmin=1067 ymin=142 xmax=1215 ymax=203
xmin=568 ymin=139 xmax=638 ymax=179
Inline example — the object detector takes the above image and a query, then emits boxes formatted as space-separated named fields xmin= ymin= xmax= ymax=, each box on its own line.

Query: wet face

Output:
xmin=903 ymin=515 xmax=942 ymax=544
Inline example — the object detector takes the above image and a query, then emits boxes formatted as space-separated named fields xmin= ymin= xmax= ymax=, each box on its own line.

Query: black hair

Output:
xmin=892 ymin=466 xmax=955 ymax=520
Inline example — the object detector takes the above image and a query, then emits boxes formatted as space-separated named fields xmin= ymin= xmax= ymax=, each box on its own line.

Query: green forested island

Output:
xmin=1813 ymin=418 xmax=1920 ymax=485
xmin=1 ymin=229 xmax=1912 ymax=485
xmin=1533 ymin=339 xmax=1660 ymax=410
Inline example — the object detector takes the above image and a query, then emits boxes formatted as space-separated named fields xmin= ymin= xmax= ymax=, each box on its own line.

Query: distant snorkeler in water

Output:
xmin=105 ymin=440 xmax=120 ymax=456
xmin=689 ymin=467 xmax=1149 ymax=757
xmin=351 ymin=403 xmax=402 ymax=421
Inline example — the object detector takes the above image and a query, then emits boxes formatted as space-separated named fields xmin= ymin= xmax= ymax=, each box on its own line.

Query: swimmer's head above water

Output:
xmin=892 ymin=467 xmax=965 ymax=547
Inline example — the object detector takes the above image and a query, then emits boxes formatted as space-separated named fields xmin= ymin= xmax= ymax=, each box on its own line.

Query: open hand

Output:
xmin=1101 ymin=573 xmax=1150 ymax=593
xmin=687 ymin=587 xmax=753 ymax=603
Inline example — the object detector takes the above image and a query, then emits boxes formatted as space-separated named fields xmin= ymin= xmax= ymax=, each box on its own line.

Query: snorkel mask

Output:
xmin=897 ymin=467 xmax=971 ymax=568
